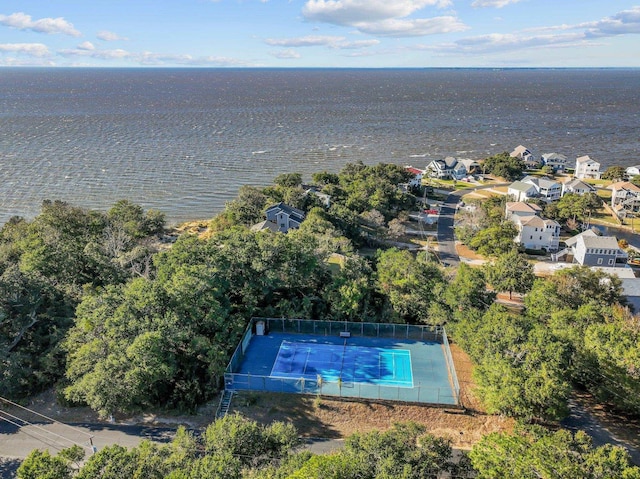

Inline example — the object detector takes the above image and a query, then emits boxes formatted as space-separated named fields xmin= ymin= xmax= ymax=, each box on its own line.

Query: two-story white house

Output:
xmin=404 ymin=166 xmax=424 ymax=187
xmin=507 ymin=181 xmax=538 ymax=202
xmin=541 ymin=153 xmax=569 ymax=172
xmin=521 ymin=175 xmax=562 ymax=202
xmin=506 ymin=201 xmax=560 ymax=252
xmin=575 ymin=155 xmax=601 ymax=180
xmin=425 ymin=157 xmax=467 ymax=180
xmin=626 ymin=165 xmax=640 ymax=179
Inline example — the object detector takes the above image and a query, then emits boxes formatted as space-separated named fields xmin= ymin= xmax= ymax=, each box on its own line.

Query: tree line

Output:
xmin=17 ymin=417 xmax=640 ymax=479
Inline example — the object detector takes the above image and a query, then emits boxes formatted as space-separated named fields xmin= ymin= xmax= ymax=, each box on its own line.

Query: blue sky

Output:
xmin=1 ymin=1 xmax=639 ymax=67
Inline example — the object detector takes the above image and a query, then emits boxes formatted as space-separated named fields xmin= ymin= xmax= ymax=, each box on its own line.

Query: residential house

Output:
xmin=575 ymin=155 xmax=601 ymax=179
xmin=404 ymin=166 xmax=424 ymax=187
xmin=253 ymin=202 xmax=306 ymax=233
xmin=541 ymin=153 xmax=569 ymax=172
xmin=510 ymin=145 xmax=533 ymax=162
xmin=507 ymin=181 xmax=538 ymax=202
xmin=562 ymin=178 xmax=596 ymax=196
xmin=505 ymin=201 xmax=542 ymax=221
xmin=302 ymin=185 xmax=331 ymax=208
xmin=608 ymin=181 xmax=640 ymax=218
xmin=458 ymin=159 xmax=482 ymax=176
xmin=425 ymin=157 xmax=467 ymax=180
xmin=626 ymin=165 xmax=640 ymax=179
xmin=553 ymin=230 xmax=628 ymax=267
xmin=505 ymin=201 xmax=560 ymax=252
xmin=521 ymin=175 xmax=562 ymax=202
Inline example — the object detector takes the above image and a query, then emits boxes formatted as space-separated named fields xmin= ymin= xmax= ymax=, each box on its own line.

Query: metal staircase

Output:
xmin=215 ymin=390 xmax=234 ymax=419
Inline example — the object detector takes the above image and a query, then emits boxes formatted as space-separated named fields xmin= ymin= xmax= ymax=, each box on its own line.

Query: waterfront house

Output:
xmin=510 ymin=145 xmax=534 ymax=163
xmin=521 ymin=175 xmax=562 ymax=202
xmin=608 ymin=181 xmax=640 ymax=218
xmin=626 ymin=165 xmax=640 ymax=179
xmin=404 ymin=166 xmax=424 ymax=187
xmin=553 ymin=230 xmax=628 ymax=267
xmin=562 ymin=178 xmax=596 ymax=196
xmin=574 ymin=155 xmax=601 ymax=180
xmin=505 ymin=201 xmax=560 ymax=252
xmin=425 ymin=157 xmax=467 ymax=180
xmin=458 ymin=159 xmax=482 ymax=176
xmin=507 ymin=181 xmax=538 ymax=202
xmin=254 ymin=202 xmax=306 ymax=233
xmin=541 ymin=153 xmax=569 ymax=172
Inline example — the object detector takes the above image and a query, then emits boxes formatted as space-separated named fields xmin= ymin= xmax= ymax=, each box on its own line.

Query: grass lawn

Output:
xmin=585 ymin=179 xmax=612 ymax=187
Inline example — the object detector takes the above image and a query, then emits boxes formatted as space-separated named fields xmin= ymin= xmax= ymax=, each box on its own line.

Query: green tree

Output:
xmin=482 ymin=152 xmax=526 ymax=181
xmin=224 ymin=185 xmax=268 ymax=226
xmin=311 ymin=171 xmax=340 ymax=185
xmin=469 ymin=222 xmax=517 ymax=257
xmin=274 ymin=172 xmax=303 ymax=188
xmin=601 ymin=165 xmax=626 ymax=181
xmin=470 ymin=425 xmax=640 ymax=479
xmin=17 ymin=450 xmax=72 ymax=479
xmin=375 ymin=248 xmax=444 ymax=323
xmin=486 ymin=250 xmax=534 ymax=299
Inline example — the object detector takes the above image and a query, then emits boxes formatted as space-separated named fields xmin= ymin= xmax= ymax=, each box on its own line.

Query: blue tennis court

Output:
xmin=270 ymin=341 xmax=413 ymax=387
xmin=225 ymin=321 xmax=460 ymax=406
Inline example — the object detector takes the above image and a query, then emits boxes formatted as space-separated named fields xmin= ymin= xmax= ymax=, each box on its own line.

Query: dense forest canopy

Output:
xmin=2 ymin=162 xmax=640 ymax=476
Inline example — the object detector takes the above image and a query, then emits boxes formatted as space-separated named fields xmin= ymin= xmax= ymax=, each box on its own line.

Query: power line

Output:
xmin=0 ymin=395 xmax=94 ymax=438
xmin=0 ymin=409 xmax=91 ymax=452
xmin=0 ymin=395 xmax=96 ymax=454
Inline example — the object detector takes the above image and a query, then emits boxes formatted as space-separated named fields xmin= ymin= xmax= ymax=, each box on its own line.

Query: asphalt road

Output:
xmin=561 ymin=398 xmax=640 ymax=466
xmin=436 ymin=190 xmax=465 ymax=268
xmin=436 ymin=183 xmax=508 ymax=268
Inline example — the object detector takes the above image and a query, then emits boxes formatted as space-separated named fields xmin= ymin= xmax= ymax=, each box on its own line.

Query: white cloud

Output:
xmin=430 ymin=6 xmax=640 ymax=56
xmin=0 ymin=42 xmax=49 ymax=57
xmin=97 ymin=30 xmax=129 ymax=42
xmin=471 ymin=0 xmax=521 ymax=8
xmin=354 ymin=16 xmax=468 ymax=36
xmin=301 ymin=0 xmax=464 ymax=37
xmin=0 ymin=12 xmax=80 ymax=36
xmin=265 ymin=35 xmax=380 ymax=49
xmin=271 ymin=49 xmax=302 ymax=59
xmin=583 ymin=6 xmax=640 ymax=37
xmin=77 ymin=41 xmax=95 ymax=51
xmin=302 ymin=0 xmax=452 ymax=25
xmin=265 ymin=35 xmax=346 ymax=47
xmin=334 ymin=39 xmax=380 ymax=49
xmin=59 ymin=47 xmax=132 ymax=60
xmin=58 ymin=46 xmax=254 ymax=66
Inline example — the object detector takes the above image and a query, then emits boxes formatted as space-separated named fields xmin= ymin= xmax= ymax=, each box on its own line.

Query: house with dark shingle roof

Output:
xmin=264 ymin=203 xmax=306 ymax=233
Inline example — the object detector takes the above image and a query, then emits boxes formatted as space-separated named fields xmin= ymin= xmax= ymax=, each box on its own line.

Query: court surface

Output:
xmin=270 ymin=340 xmax=413 ymax=387
xmin=231 ymin=332 xmax=457 ymax=405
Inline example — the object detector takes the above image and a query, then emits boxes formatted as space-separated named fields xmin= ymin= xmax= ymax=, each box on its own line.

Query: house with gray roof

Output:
xmin=575 ymin=155 xmax=601 ymax=180
xmin=553 ymin=230 xmax=627 ymax=267
xmin=608 ymin=181 xmax=640 ymax=218
xmin=562 ymin=178 xmax=595 ymax=196
xmin=506 ymin=201 xmax=560 ymax=252
xmin=425 ymin=157 xmax=467 ymax=180
xmin=510 ymin=145 xmax=533 ymax=162
xmin=507 ymin=181 xmax=538 ymax=202
xmin=253 ymin=202 xmax=306 ymax=233
xmin=522 ymin=175 xmax=562 ymax=202
xmin=541 ymin=152 xmax=569 ymax=172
